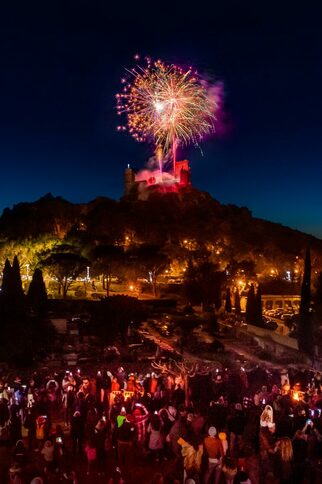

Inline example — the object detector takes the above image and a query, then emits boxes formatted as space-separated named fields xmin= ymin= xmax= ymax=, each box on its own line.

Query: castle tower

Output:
xmin=175 ymin=159 xmax=191 ymax=186
xmin=124 ymin=164 xmax=135 ymax=196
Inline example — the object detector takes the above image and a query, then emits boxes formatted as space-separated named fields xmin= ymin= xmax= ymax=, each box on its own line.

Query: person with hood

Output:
xmin=12 ymin=440 xmax=28 ymax=468
xmin=132 ymin=403 xmax=149 ymax=447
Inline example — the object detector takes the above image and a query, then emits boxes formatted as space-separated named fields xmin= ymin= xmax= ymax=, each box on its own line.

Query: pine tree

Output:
xmin=225 ymin=287 xmax=232 ymax=313
xmin=298 ymin=248 xmax=313 ymax=354
xmin=234 ymin=290 xmax=241 ymax=315
xmin=246 ymin=284 xmax=256 ymax=324
xmin=28 ymin=268 xmax=48 ymax=315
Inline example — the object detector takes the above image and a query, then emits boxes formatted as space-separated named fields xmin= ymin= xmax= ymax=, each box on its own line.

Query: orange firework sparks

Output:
xmin=116 ymin=57 xmax=219 ymax=172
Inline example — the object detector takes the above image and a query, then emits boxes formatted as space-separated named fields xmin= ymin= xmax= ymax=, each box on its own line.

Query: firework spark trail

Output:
xmin=116 ymin=58 xmax=219 ymax=175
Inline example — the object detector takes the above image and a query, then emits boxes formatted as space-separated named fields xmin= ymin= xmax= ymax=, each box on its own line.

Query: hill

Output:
xmin=0 ymin=188 xmax=321 ymax=279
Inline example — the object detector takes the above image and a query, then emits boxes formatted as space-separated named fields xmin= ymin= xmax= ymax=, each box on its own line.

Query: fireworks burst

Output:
xmin=116 ymin=57 xmax=219 ymax=173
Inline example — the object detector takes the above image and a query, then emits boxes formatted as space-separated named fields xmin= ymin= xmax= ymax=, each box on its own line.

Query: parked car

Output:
xmin=281 ymin=313 xmax=294 ymax=321
xmin=263 ymin=320 xmax=278 ymax=331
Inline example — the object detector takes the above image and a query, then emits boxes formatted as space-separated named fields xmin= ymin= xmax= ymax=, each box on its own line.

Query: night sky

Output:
xmin=1 ymin=2 xmax=322 ymax=236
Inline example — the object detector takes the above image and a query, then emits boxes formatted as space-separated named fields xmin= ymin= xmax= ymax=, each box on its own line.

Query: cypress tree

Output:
xmin=28 ymin=268 xmax=48 ymax=315
xmin=298 ymin=248 xmax=313 ymax=354
xmin=234 ymin=289 xmax=241 ymax=315
xmin=1 ymin=258 xmax=13 ymax=296
xmin=246 ymin=284 xmax=256 ymax=324
xmin=1 ymin=256 xmax=25 ymax=323
xmin=225 ymin=287 xmax=232 ymax=313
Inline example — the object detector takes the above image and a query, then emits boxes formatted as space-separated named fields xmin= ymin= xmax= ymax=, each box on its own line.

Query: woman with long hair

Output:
xmin=274 ymin=437 xmax=293 ymax=483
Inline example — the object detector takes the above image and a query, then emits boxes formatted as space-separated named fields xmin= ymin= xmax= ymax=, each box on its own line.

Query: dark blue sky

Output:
xmin=0 ymin=1 xmax=322 ymax=236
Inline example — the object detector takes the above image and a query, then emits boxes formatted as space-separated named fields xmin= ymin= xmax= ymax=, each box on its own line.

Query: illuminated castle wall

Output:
xmin=124 ymin=160 xmax=191 ymax=197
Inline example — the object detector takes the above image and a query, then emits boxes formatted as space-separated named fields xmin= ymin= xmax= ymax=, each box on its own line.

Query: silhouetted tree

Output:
xmin=234 ymin=290 xmax=241 ymax=315
xmin=40 ymin=246 xmax=89 ymax=298
xmin=90 ymin=295 xmax=145 ymax=345
xmin=246 ymin=284 xmax=256 ymax=324
xmin=225 ymin=287 xmax=232 ymax=313
xmin=183 ymin=259 xmax=202 ymax=306
xmin=298 ymin=248 xmax=313 ymax=354
xmin=125 ymin=244 xmax=169 ymax=296
xmin=28 ymin=268 xmax=48 ymax=315
xmin=0 ymin=257 xmax=25 ymax=319
xmin=1 ymin=258 xmax=12 ymax=295
xmin=184 ymin=261 xmax=225 ymax=310
xmin=89 ymin=244 xmax=125 ymax=297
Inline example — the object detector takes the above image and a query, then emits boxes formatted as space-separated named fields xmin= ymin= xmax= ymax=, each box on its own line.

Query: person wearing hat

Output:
xmin=203 ymin=426 xmax=224 ymax=484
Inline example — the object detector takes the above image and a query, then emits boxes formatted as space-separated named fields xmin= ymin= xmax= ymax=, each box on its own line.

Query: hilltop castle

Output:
xmin=124 ymin=160 xmax=191 ymax=198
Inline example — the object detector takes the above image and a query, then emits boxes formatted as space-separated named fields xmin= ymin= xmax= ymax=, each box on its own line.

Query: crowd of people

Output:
xmin=0 ymin=363 xmax=322 ymax=483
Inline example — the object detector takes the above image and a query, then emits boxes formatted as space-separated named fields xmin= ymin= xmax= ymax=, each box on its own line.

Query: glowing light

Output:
xmin=116 ymin=57 xmax=219 ymax=173
xmin=292 ymin=391 xmax=300 ymax=401
xmin=154 ymin=101 xmax=165 ymax=112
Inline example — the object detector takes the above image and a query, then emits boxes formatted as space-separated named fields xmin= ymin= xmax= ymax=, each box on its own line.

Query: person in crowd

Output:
xmin=0 ymin=359 xmax=322 ymax=483
xmin=133 ymin=403 xmax=149 ymax=448
xmin=178 ymin=431 xmax=204 ymax=482
xmin=203 ymin=426 xmax=224 ymax=484
xmin=274 ymin=436 xmax=293 ymax=483
xmin=41 ymin=439 xmax=55 ymax=473
xmin=70 ymin=411 xmax=84 ymax=455
xmin=292 ymin=429 xmax=308 ymax=484
xmin=94 ymin=418 xmax=108 ymax=475
xmin=84 ymin=437 xmax=97 ymax=475
xmin=116 ymin=413 xmax=135 ymax=468
xmin=148 ymin=413 xmax=164 ymax=461
xmin=108 ymin=467 xmax=125 ymax=484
